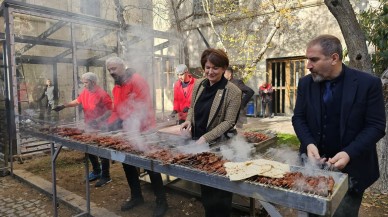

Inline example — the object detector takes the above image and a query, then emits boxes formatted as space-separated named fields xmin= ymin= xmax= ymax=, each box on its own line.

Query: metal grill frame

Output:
xmin=24 ymin=128 xmax=348 ymax=216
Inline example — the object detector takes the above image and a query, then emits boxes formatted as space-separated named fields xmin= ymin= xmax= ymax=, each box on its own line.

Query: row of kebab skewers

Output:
xmin=41 ymin=126 xmax=335 ymax=197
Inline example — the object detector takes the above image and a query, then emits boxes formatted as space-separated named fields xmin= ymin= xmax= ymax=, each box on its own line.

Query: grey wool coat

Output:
xmin=186 ymin=78 xmax=242 ymax=143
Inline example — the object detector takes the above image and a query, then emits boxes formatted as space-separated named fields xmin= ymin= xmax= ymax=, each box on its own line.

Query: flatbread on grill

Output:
xmin=224 ymin=159 xmax=290 ymax=181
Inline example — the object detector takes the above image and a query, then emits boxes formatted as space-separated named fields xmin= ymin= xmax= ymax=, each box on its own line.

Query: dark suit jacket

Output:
xmin=292 ymin=65 xmax=386 ymax=192
xmin=229 ymin=78 xmax=254 ymax=108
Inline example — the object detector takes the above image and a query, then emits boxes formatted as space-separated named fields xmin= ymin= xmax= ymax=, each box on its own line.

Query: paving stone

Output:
xmin=36 ymin=210 xmax=45 ymax=215
xmin=12 ymin=203 xmax=22 ymax=209
xmin=5 ymin=209 xmax=15 ymax=214
xmin=18 ymin=211 xmax=30 ymax=216
xmin=4 ymin=198 xmax=13 ymax=202
xmin=25 ymin=202 xmax=34 ymax=208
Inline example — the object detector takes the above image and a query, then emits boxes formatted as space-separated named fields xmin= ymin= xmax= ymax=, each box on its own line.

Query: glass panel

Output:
xmin=281 ymin=62 xmax=286 ymax=86
xmin=276 ymin=62 xmax=281 ymax=87
xmin=290 ymin=61 xmax=294 ymax=88
xmin=271 ymin=62 xmax=276 ymax=86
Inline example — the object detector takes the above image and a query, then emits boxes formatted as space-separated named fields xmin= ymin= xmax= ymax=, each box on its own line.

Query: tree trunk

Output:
xmin=113 ymin=0 xmax=127 ymax=56
xmin=324 ymin=0 xmax=372 ymax=73
xmin=374 ymin=116 xmax=388 ymax=193
xmin=170 ymin=0 xmax=190 ymax=67
xmin=373 ymin=69 xmax=388 ymax=193
xmin=325 ymin=0 xmax=387 ymax=193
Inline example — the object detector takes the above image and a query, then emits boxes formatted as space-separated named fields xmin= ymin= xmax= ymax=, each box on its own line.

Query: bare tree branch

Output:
xmin=251 ymin=15 xmax=281 ymax=68
xmin=178 ymin=12 xmax=194 ymax=23
xmin=176 ymin=0 xmax=186 ymax=10
xmin=202 ymin=0 xmax=227 ymax=51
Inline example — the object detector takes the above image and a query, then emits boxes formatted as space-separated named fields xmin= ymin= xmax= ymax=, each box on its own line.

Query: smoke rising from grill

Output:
xmin=264 ymin=146 xmax=300 ymax=165
xmin=220 ymin=135 xmax=255 ymax=162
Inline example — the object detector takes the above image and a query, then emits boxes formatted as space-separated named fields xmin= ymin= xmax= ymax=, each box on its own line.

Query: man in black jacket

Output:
xmin=292 ymin=34 xmax=386 ymax=217
xmin=224 ymin=67 xmax=254 ymax=128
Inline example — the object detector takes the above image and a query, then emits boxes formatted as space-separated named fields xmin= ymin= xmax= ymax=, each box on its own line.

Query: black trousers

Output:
xmin=332 ymin=189 xmax=364 ymax=217
xmin=261 ymin=100 xmax=273 ymax=117
xmin=201 ymin=185 xmax=233 ymax=217
xmin=122 ymin=164 xmax=166 ymax=201
xmin=89 ymin=155 xmax=110 ymax=178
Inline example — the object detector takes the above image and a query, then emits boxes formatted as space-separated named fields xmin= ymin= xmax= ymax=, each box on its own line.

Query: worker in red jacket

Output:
xmin=106 ymin=67 xmax=155 ymax=132
xmin=170 ymin=64 xmax=196 ymax=124
xmin=259 ymin=81 xmax=274 ymax=118
xmin=53 ymin=72 xmax=113 ymax=187
xmin=104 ymin=57 xmax=167 ymax=217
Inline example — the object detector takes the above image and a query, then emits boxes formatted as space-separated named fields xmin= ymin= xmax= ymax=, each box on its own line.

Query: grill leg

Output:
xmin=259 ymin=201 xmax=282 ymax=217
xmin=51 ymin=143 xmax=62 ymax=217
xmin=250 ymin=198 xmax=256 ymax=217
xmin=85 ymin=153 xmax=90 ymax=215
xmin=297 ymin=211 xmax=309 ymax=217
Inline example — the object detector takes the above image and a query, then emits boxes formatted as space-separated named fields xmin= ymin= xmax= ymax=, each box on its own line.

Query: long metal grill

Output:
xmin=21 ymin=123 xmax=348 ymax=216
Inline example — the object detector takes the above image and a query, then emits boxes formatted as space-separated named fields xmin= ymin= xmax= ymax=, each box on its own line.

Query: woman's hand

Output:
xmin=195 ymin=136 xmax=207 ymax=145
xmin=180 ymin=121 xmax=191 ymax=131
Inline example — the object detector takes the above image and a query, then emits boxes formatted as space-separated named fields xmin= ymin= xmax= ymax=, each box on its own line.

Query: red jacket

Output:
xmin=259 ymin=83 xmax=273 ymax=102
xmin=107 ymin=73 xmax=155 ymax=132
xmin=77 ymin=85 xmax=112 ymax=125
xmin=173 ymin=77 xmax=196 ymax=121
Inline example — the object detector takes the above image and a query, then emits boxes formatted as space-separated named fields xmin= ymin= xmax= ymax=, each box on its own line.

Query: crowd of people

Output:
xmin=50 ymin=34 xmax=386 ymax=217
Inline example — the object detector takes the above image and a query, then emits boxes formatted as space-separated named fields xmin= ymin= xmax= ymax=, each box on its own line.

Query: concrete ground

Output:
xmin=245 ymin=116 xmax=295 ymax=135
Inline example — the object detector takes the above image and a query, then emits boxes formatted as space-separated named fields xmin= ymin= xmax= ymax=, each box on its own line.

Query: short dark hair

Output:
xmin=200 ymin=48 xmax=229 ymax=69
xmin=226 ymin=67 xmax=234 ymax=73
xmin=307 ymin=35 xmax=343 ymax=60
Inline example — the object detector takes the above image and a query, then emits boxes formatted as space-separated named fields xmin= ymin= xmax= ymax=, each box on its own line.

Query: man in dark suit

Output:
xmin=224 ymin=67 xmax=254 ymax=128
xmin=292 ymin=35 xmax=386 ymax=217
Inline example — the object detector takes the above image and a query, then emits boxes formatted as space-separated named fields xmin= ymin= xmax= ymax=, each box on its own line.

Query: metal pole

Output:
xmin=2 ymin=40 xmax=10 ymax=176
xmin=196 ymin=27 xmax=210 ymax=48
xmin=70 ymin=23 xmax=79 ymax=121
xmin=84 ymin=153 xmax=90 ymax=215
xmin=53 ymin=63 xmax=58 ymax=101
xmin=250 ymin=198 xmax=256 ymax=217
xmin=4 ymin=4 xmax=18 ymax=175
xmin=50 ymin=142 xmax=62 ymax=217
xmin=102 ymin=66 xmax=107 ymax=91
xmin=259 ymin=201 xmax=282 ymax=217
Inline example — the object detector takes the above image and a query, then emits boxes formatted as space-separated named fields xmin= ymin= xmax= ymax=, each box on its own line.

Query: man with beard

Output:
xmin=104 ymin=57 xmax=168 ymax=217
xmin=53 ymin=72 xmax=112 ymax=187
xmin=292 ymin=35 xmax=386 ymax=217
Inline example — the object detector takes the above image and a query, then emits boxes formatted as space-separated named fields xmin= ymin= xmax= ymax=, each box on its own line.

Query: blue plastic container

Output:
xmin=246 ymin=101 xmax=254 ymax=115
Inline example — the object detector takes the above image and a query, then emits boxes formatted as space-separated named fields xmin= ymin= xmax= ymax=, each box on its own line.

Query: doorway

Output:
xmin=267 ymin=57 xmax=307 ymax=115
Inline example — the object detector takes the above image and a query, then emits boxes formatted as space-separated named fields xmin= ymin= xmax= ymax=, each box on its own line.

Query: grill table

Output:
xmin=23 ymin=128 xmax=348 ymax=217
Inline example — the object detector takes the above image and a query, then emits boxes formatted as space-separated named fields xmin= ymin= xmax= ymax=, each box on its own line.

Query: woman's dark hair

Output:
xmin=200 ymin=48 xmax=229 ymax=69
